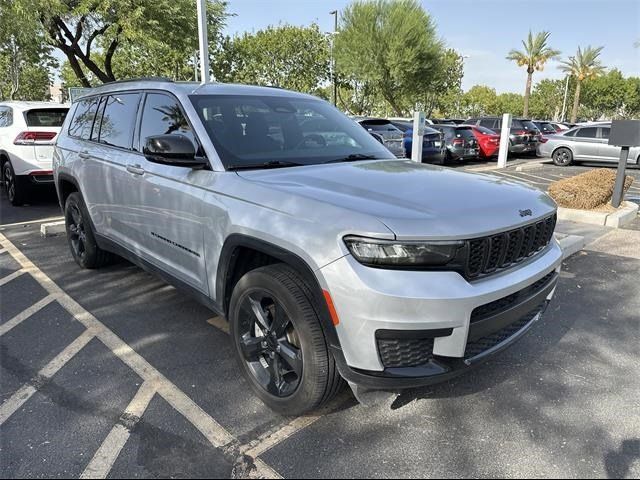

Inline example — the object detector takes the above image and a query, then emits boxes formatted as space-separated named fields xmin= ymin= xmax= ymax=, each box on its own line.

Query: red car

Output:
xmin=468 ymin=125 xmax=501 ymax=158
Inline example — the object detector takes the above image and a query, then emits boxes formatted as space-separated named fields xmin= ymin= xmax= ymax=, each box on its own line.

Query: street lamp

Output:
xmin=457 ymin=54 xmax=470 ymax=117
xmin=330 ymin=10 xmax=338 ymax=107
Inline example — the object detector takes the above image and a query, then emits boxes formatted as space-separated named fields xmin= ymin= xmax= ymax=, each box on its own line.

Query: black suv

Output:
xmin=466 ymin=117 xmax=541 ymax=155
xmin=432 ymin=124 xmax=479 ymax=162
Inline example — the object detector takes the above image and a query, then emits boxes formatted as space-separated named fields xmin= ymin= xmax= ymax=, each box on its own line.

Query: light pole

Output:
xmin=330 ymin=10 xmax=338 ymax=107
xmin=456 ymin=54 xmax=469 ymax=117
xmin=196 ymin=0 xmax=210 ymax=83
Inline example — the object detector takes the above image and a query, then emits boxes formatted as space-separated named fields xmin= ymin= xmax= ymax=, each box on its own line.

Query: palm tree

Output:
xmin=506 ymin=30 xmax=560 ymax=118
xmin=559 ymin=46 xmax=606 ymax=123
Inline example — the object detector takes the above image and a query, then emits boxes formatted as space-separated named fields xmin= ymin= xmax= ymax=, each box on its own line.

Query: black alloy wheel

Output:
xmin=236 ymin=289 xmax=303 ymax=398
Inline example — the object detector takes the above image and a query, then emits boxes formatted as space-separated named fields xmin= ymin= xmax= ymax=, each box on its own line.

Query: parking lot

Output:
xmin=1 ymin=161 xmax=639 ymax=479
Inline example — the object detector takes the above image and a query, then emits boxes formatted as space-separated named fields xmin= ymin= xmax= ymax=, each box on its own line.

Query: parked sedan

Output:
xmin=468 ymin=125 xmax=501 ymax=159
xmin=355 ymin=118 xmax=405 ymax=157
xmin=537 ymin=122 xmax=640 ymax=166
xmin=466 ymin=117 xmax=540 ymax=155
xmin=432 ymin=124 xmax=480 ymax=162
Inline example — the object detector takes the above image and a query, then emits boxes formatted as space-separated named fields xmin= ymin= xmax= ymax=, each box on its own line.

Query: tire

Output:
xmin=552 ymin=147 xmax=573 ymax=166
xmin=64 ymin=192 xmax=112 ymax=269
xmin=2 ymin=160 xmax=26 ymax=206
xmin=229 ymin=264 xmax=343 ymax=415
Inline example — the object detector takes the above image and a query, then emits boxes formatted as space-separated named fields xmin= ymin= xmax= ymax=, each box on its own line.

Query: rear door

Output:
xmin=126 ymin=92 xmax=208 ymax=292
xmin=90 ymin=92 xmax=143 ymax=245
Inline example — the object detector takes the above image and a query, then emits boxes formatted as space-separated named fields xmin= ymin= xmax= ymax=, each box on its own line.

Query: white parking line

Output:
xmin=0 ymin=294 xmax=56 ymax=337
xmin=0 ymin=248 xmax=6 ymax=255
xmin=0 ymin=232 xmax=281 ymax=479
xmin=81 ymin=381 xmax=157 ymax=479
xmin=0 ymin=268 xmax=25 ymax=287
xmin=0 ymin=330 xmax=94 ymax=426
xmin=490 ymin=171 xmax=548 ymax=185
xmin=0 ymin=216 xmax=64 ymax=228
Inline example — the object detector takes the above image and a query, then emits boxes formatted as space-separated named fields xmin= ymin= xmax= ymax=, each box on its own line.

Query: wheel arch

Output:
xmin=216 ymin=234 xmax=341 ymax=350
xmin=551 ymin=144 xmax=575 ymax=158
xmin=56 ymin=172 xmax=80 ymax=209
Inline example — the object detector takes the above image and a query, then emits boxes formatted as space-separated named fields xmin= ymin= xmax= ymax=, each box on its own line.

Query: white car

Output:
xmin=0 ymin=101 xmax=70 ymax=205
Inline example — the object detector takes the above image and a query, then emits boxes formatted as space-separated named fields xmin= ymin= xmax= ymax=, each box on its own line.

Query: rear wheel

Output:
xmin=64 ymin=192 xmax=112 ymax=269
xmin=229 ymin=264 xmax=343 ymax=415
xmin=552 ymin=147 xmax=573 ymax=166
xmin=2 ymin=161 xmax=25 ymax=206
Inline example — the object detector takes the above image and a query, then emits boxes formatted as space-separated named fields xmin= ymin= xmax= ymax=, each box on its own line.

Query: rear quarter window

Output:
xmin=25 ymin=109 xmax=68 ymax=127
xmin=68 ymin=98 xmax=100 ymax=140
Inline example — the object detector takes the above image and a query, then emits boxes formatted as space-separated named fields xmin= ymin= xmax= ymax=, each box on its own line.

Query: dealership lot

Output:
xmin=1 ymin=163 xmax=639 ymax=479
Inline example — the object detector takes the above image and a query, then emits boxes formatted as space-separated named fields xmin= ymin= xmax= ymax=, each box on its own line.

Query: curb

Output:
xmin=555 ymin=233 xmax=586 ymax=260
xmin=556 ymin=201 xmax=639 ymax=228
xmin=40 ymin=221 xmax=66 ymax=237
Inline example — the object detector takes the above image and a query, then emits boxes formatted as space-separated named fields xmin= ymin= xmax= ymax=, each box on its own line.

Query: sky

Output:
xmin=222 ymin=0 xmax=640 ymax=93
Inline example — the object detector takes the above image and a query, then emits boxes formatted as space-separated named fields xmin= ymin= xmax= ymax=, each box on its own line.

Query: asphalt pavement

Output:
xmin=1 ymin=163 xmax=639 ymax=479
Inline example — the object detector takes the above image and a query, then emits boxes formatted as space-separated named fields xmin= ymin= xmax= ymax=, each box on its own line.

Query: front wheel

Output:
xmin=229 ymin=264 xmax=343 ymax=415
xmin=552 ymin=147 xmax=573 ymax=166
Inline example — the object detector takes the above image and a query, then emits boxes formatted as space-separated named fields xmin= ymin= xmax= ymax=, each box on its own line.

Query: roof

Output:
xmin=79 ymin=80 xmax=319 ymax=102
xmin=0 ymin=101 xmax=70 ymax=109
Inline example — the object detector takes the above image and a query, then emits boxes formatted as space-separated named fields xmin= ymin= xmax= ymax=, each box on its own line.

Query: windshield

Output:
xmin=189 ymin=95 xmax=393 ymax=168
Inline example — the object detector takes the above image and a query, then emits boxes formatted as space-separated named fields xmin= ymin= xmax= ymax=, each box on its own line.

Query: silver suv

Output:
xmin=53 ymin=79 xmax=562 ymax=415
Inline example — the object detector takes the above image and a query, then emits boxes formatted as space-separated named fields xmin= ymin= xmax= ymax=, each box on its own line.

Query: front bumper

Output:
xmin=320 ymin=239 xmax=562 ymax=388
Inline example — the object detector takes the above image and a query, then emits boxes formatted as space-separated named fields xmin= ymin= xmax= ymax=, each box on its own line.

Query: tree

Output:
xmin=580 ymin=69 xmax=638 ymax=119
xmin=14 ymin=0 xmax=228 ymax=87
xmin=495 ymin=93 xmax=525 ymax=116
xmin=419 ymin=48 xmax=464 ymax=117
xmin=506 ymin=30 xmax=560 ymax=118
xmin=559 ymin=46 xmax=606 ymax=122
xmin=335 ymin=0 xmax=443 ymax=116
xmin=212 ymin=24 xmax=330 ymax=94
xmin=460 ymin=85 xmax=497 ymax=117
xmin=0 ymin=0 xmax=55 ymax=100
xmin=529 ymin=78 xmax=572 ymax=120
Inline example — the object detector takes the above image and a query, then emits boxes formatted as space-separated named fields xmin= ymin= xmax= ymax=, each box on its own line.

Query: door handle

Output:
xmin=79 ymin=151 xmax=90 ymax=160
xmin=126 ymin=164 xmax=145 ymax=176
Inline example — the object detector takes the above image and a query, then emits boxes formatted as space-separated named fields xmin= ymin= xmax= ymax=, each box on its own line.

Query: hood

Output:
xmin=237 ymin=160 xmax=557 ymax=240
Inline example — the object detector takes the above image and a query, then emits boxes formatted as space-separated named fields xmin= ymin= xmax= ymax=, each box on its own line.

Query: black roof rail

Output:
xmin=101 ymin=77 xmax=174 ymax=86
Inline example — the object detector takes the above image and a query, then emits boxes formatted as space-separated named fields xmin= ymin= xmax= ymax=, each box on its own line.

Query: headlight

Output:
xmin=344 ymin=236 xmax=463 ymax=268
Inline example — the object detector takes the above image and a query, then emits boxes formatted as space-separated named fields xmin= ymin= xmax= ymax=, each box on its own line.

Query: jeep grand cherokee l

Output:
xmin=53 ymin=80 xmax=562 ymax=415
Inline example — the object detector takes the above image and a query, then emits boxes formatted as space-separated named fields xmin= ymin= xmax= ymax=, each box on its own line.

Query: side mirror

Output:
xmin=143 ymin=134 xmax=207 ymax=168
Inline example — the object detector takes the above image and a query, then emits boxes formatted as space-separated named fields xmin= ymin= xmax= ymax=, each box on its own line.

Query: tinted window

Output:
xmin=536 ymin=122 xmax=556 ymax=134
xmin=190 ymin=95 xmax=391 ymax=168
xmin=139 ymin=93 xmax=196 ymax=151
xmin=360 ymin=120 xmax=401 ymax=133
xmin=564 ymin=129 xmax=577 ymax=137
xmin=576 ymin=127 xmax=597 ymax=138
xmin=68 ymin=98 xmax=100 ymax=140
xmin=98 ymin=93 xmax=141 ymax=149
xmin=456 ymin=128 xmax=476 ymax=140
xmin=0 ymin=107 xmax=12 ymax=127
xmin=511 ymin=120 xmax=525 ymax=130
xmin=479 ymin=119 xmax=495 ymax=129
xmin=599 ymin=127 xmax=610 ymax=139
xmin=522 ymin=120 xmax=539 ymax=132
xmin=25 ymin=108 xmax=68 ymax=127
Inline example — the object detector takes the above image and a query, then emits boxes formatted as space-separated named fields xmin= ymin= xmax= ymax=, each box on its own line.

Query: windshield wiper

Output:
xmin=323 ymin=154 xmax=382 ymax=164
xmin=226 ymin=160 xmax=304 ymax=171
